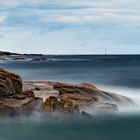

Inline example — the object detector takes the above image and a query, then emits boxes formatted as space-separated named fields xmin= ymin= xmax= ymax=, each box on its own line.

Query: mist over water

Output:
xmin=0 ymin=55 xmax=140 ymax=140
xmin=1 ymin=55 xmax=140 ymax=111
xmin=2 ymin=55 xmax=140 ymax=87
xmin=0 ymin=113 xmax=140 ymax=140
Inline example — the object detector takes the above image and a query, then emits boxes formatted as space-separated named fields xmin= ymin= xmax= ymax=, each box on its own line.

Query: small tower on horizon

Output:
xmin=105 ymin=48 xmax=107 ymax=55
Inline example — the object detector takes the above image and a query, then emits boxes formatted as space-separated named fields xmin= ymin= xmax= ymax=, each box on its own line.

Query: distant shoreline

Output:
xmin=1 ymin=51 xmax=140 ymax=61
xmin=1 ymin=51 xmax=140 ymax=56
xmin=0 ymin=50 xmax=45 ymax=56
xmin=0 ymin=51 xmax=47 ymax=61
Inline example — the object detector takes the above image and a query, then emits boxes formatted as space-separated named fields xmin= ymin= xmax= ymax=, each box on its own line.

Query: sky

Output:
xmin=0 ymin=0 xmax=140 ymax=54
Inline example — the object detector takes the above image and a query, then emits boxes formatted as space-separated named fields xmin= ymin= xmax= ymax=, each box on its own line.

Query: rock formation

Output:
xmin=23 ymin=81 xmax=135 ymax=115
xmin=0 ymin=57 xmax=26 ymax=61
xmin=0 ymin=68 xmax=43 ymax=116
xmin=0 ymin=51 xmax=19 ymax=56
xmin=0 ymin=68 xmax=136 ymax=116
xmin=0 ymin=50 xmax=44 ymax=56
xmin=43 ymin=96 xmax=79 ymax=114
xmin=0 ymin=51 xmax=46 ymax=62
xmin=0 ymin=68 xmax=22 ymax=96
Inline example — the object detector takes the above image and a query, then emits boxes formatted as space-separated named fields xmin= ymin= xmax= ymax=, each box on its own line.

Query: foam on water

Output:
xmin=96 ymin=85 xmax=140 ymax=114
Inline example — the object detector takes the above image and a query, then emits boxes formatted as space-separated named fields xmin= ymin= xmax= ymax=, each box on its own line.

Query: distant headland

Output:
xmin=0 ymin=51 xmax=47 ymax=61
xmin=0 ymin=50 xmax=45 ymax=56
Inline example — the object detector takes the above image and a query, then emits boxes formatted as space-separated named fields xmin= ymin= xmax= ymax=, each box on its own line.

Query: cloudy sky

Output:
xmin=0 ymin=0 xmax=140 ymax=54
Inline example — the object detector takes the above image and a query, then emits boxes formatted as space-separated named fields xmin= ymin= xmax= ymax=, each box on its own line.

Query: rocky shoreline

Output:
xmin=0 ymin=68 xmax=135 ymax=117
xmin=0 ymin=51 xmax=47 ymax=61
xmin=0 ymin=57 xmax=47 ymax=61
xmin=0 ymin=51 xmax=44 ymax=56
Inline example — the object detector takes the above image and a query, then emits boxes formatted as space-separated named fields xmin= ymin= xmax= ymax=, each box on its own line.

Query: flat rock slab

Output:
xmin=23 ymin=81 xmax=135 ymax=108
xmin=0 ymin=96 xmax=35 ymax=108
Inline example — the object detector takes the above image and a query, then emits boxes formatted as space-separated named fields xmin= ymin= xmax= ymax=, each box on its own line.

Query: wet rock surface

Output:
xmin=0 ymin=68 xmax=136 ymax=116
xmin=0 ymin=93 xmax=43 ymax=116
xmin=43 ymin=96 xmax=80 ymax=115
xmin=23 ymin=81 xmax=135 ymax=116
xmin=0 ymin=68 xmax=43 ymax=116
xmin=0 ymin=68 xmax=22 ymax=96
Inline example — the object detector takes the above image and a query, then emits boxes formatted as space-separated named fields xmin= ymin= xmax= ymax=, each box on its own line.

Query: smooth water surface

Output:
xmin=0 ymin=55 xmax=140 ymax=140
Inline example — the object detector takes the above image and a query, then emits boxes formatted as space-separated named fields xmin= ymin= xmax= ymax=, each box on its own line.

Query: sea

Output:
xmin=0 ymin=55 xmax=140 ymax=140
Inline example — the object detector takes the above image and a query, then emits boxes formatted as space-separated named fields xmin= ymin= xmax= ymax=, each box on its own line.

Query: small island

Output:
xmin=0 ymin=68 xmax=135 ymax=117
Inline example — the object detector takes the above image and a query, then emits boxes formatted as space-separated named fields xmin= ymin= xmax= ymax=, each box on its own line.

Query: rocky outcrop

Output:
xmin=51 ymin=82 xmax=135 ymax=107
xmin=43 ymin=96 xmax=80 ymax=115
xmin=23 ymin=81 xmax=135 ymax=115
xmin=0 ymin=51 xmax=19 ymax=56
xmin=0 ymin=68 xmax=136 ymax=116
xmin=0 ymin=92 xmax=43 ymax=116
xmin=0 ymin=68 xmax=43 ymax=116
xmin=0 ymin=57 xmax=25 ymax=61
xmin=0 ymin=57 xmax=46 ymax=61
xmin=0 ymin=68 xmax=22 ymax=96
xmin=63 ymin=100 xmax=80 ymax=114
xmin=0 ymin=51 xmax=45 ymax=62
xmin=60 ymin=93 xmax=96 ymax=107
xmin=0 ymin=51 xmax=44 ymax=56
